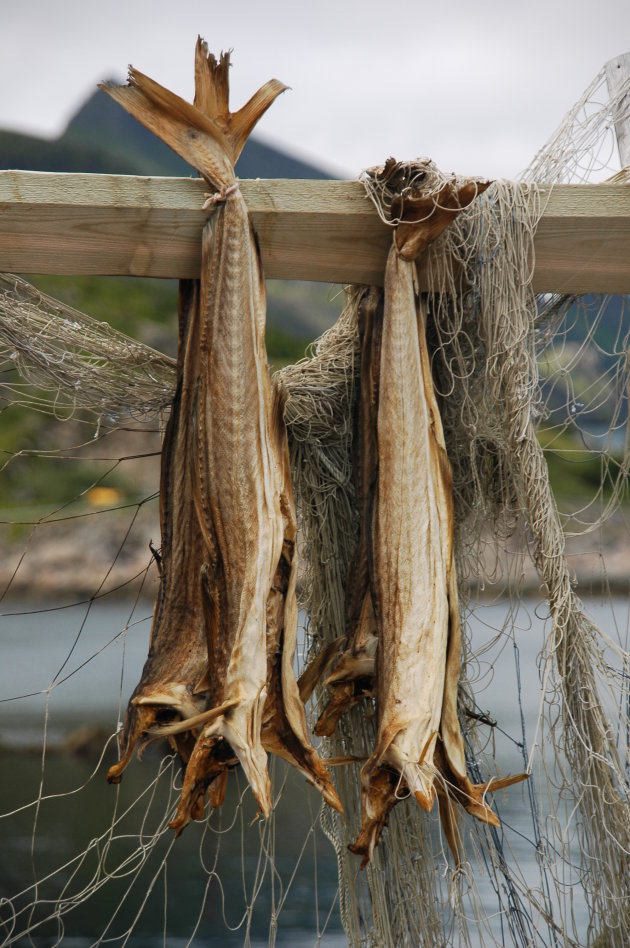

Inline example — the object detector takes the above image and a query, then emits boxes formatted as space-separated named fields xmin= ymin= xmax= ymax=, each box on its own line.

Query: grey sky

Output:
xmin=1 ymin=0 xmax=629 ymax=179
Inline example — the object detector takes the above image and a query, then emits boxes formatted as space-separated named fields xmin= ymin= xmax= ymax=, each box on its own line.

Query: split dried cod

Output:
xmin=314 ymin=288 xmax=383 ymax=738
xmin=350 ymin=247 xmax=525 ymax=868
xmin=107 ymin=280 xmax=211 ymax=786
xmin=104 ymin=39 xmax=340 ymax=825
xmin=302 ymin=168 xmax=525 ymax=864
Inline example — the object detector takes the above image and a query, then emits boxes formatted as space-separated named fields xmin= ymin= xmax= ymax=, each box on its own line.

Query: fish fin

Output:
xmin=194 ymin=700 xmax=272 ymax=819
xmin=230 ymin=81 xmax=289 ymax=161
xmin=263 ymin=719 xmax=344 ymax=814
xmin=435 ymin=740 xmax=527 ymax=827
xmin=208 ymin=771 xmax=229 ymax=809
xmin=349 ymin=767 xmax=399 ymax=869
xmin=193 ymin=667 xmax=213 ymax=695
xmin=324 ymin=755 xmax=367 ymax=766
xmin=146 ymin=698 xmax=239 ymax=739
xmin=459 ymin=772 xmax=528 ymax=825
xmin=101 ymin=72 xmax=234 ymax=188
xmin=170 ymin=777 xmax=210 ymax=836
xmin=106 ymin=704 xmax=160 ymax=784
xmin=261 ymin=519 xmax=343 ymax=815
xmin=324 ymin=651 xmax=376 ymax=687
xmin=297 ymin=636 xmax=345 ymax=704
xmin=393 ymin=177 xmax=492 ymax=260
xmin=262 ymin=659 xmax=344 ymax=813
xmin=190 ymin=790 xmax=207 ymax=822
xmin=482 ymin=772 xmax=530 ymax=792
xmin=169 ymin=733 xmax=241 ymax=835
xmin=436 ymin=786 xmax=463 ymax=865
xmin=413 ymin=787 xmax=435 ymax=813
xmin=314 ymin=680 xmax=373 ymax=737
xmin=103 ymin=41 xmax=287 ymax=184
xmin=193 ymin=38 xmax=288 ymax=162
xmin=193 ymin=39 xmax=230 ymax=121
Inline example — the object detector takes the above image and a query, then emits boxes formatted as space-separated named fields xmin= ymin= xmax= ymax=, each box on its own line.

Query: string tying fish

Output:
xmin=202 ymin=182 xmax=240 ymax=210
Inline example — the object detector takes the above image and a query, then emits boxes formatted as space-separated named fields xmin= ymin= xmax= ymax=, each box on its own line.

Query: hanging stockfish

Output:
xmin=305 ymin=161 xmax=526 ymax=866
xmin=104 ymin=39 xmax=341 ymax=823
xmin=352 ymin=233 xmax=524 ymax=867
xmin=313 ymin=287 xmax=382 ymax=738
xmin=107 ymin=280 xmax=212 ymax=792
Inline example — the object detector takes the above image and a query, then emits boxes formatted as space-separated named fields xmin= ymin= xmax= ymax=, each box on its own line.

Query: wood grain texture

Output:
xmin=1 ymin=171 xmax=630 ymax=291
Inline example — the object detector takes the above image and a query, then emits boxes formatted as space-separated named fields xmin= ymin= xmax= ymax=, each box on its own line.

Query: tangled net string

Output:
xmin=0 ymin=273 xmax=176 ymax=425
xmin=1 ymin=63 xmax=630 ymax=946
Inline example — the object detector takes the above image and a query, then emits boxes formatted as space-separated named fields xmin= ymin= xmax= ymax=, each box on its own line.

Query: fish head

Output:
xmin=106 ymin=683 xmax=208 ymax=783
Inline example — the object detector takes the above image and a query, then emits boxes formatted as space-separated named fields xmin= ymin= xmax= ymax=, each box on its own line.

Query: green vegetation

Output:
xmin=2 ymin=274 xmax=625 ymax=520
xmin=28 ymin=274 xmax=341 ymax=361
xmin=538 ymin=427 xmax=625 ymax=510
xmin=0 ymin=273 xmax=340 ymax=514
xmin=0 ymin=400 xmax=133 ymax=512
xmin=30 ymin=274 xmax=181 ymax=358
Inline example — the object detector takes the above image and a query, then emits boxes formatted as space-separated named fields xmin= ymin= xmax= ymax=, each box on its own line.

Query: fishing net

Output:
xmin=0 ymin=294 xmax=345 ymax=946
xmin=0 ymin=273 xmax=176 ymax=425
xmin=279 ymin=66 xmax=630 ymax=946
xmin=2 ymin=62 xmax=630 ymax=947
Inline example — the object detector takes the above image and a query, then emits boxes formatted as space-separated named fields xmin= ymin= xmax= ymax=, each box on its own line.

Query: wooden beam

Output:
xmin=0 ymin=170 xmax=629 ymax=293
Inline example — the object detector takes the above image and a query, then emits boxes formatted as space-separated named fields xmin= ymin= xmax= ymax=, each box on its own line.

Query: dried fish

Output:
xmin=107 ymin=280 xmax=211 ymax=785
xmin=350 ymin=249 xmax=525 ymax=867
xmin=104 ymin=40 xmax=340 ymax=826
xmin=260 ymin=401 xmax=343 ymax=813
xmin=314 ymin=287 xmax=383 ymax=737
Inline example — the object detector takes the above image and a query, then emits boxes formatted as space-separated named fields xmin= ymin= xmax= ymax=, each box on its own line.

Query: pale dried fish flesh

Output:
xmin=350 ymin=249 xmax=525 ymax=867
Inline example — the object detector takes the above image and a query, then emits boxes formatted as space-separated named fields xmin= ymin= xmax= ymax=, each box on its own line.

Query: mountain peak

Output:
xmin=0 ymin=85 xmax=337 ymax=181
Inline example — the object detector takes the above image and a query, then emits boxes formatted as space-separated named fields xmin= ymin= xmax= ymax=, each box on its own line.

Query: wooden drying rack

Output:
xmin=0 ymin=172 xmax=629 ymax=294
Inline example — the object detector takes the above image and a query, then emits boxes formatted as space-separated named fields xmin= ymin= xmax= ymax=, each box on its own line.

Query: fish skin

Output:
xmin=168 ymin=200 xmax=277 ymax=826
xmin=105 ymin=42 xmax=339 ymax=826
xmin=260 ymin=404 xmax=342 ymax=813
xmin=350 ymin=250 xmax=526 ymax=866
xmin=314 ymin=288 xmax=383 ymax=738
xmin=169 ymin=195 xmax=341 ymax=832
xmin=368 ymin=248 xmax=451 ymax=810
xmin=107 ymin=280 xmax=211 ymax=784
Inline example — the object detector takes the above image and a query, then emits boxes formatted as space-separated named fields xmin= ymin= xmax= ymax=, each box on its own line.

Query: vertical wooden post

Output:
xmin=605 ymin=52 xmax=630 ymax=168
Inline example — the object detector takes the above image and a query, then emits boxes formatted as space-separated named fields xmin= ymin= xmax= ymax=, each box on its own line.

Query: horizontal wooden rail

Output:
xmin=1 ymin=171 xmax=629 ymax=292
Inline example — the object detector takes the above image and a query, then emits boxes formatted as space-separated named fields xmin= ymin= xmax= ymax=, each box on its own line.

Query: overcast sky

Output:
xmin=1 ymin=0 xmax=629 ymax=179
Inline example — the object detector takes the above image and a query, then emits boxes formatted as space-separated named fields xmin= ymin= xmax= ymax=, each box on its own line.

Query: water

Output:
xmin=1 ymin=595 xmax=628 ymax=945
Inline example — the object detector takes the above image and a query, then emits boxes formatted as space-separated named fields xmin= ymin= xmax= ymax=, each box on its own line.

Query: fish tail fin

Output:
xmin=440 ymin=767 xmax=528 ymax=831
xmin=459 ymin=771 xmax=529 ymax=825
xmin=266 ymin=729 xmax=343 ymax=814
xmin=193 ymin=38 xmax=288 ymax=161
xmin=208 ymin=771 xmax=229 ymax=809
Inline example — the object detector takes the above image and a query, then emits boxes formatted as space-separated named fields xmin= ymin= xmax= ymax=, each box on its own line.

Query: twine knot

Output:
xmin=202 ymin=182 xmax=240 ymax=211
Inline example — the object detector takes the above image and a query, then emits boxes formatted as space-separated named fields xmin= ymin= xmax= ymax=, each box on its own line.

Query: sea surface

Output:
xmin=1 ymin=595 xmax=628 ymax=946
